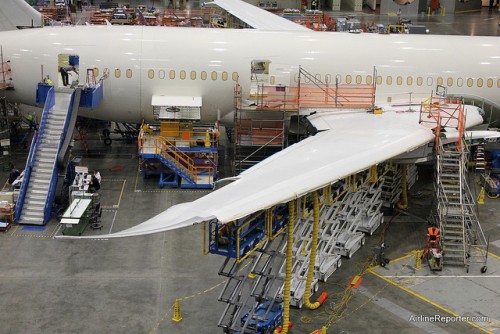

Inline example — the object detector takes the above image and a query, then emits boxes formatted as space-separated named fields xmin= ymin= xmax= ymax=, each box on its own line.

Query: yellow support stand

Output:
xmin=477 ymin=187 xmax=485 ymax=205
xmin=415 ymin=250 xmax=422 ymax=270
xmin=172 ymin=299 xmax=183 ymax=322
xmin=300 ymin=242 xmax=308 ymax=256
xmin=205 ymin=130 xmax=210 ymax=148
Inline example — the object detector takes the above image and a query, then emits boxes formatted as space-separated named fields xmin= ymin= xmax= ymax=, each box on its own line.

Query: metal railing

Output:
xmin=15 ymin=87 xmax=55 ymax=221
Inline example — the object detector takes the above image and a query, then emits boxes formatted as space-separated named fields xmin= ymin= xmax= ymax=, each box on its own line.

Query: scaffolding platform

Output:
xmin=138 ymin=122 xmax=218 ymax=189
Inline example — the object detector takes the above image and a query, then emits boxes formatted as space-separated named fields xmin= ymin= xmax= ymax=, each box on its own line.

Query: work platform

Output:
xmin=15 ymin=74 xmax=106 ymax=225
xmin=233 ymin=67 xmax=377 ymax=173
xmin=137 ymin=122 xmax=218 ymax=188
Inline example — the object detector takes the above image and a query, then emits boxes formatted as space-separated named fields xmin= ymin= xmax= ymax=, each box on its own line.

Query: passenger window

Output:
xmin=201 ymin=71 xmax=207 ymax=80
xmin=180 ymin=70 xmax=186 ymax=80
xmin=126 ymin=69 xmax=132 ymax=78
xmin=356 ymin=75 xmax=362 ymax=84
xmin=115 ymin=69 xmax=121 ymax=78
xmin=376 ymin=76 xmax=382 ymax=85
xmin=407 ymin=76 xmax=413 ymax=86
xmin=159 ymin=70 xmax=165 ymax=79
xmin=222 ymin=71 xmax=228 ymax=81
xmin=190 ymin=71 xmax=196 ymax=80
xmin=211 ymin=71 xmax=217 ymax=81
xmin=437 ymin=77 xmax=443 ymax=86
xmin=396 ymin=76 xmax=402 ymax=85
xmin=346 ymin=75 xmax=352 ymax=84
xmin=325 ymin=74 xmax=332 ymax=84
xmin=232 ymin=72 xmax=239 ymax=81
xmin=497 ymin=79 xmax=500 ymax=88
xmin=169 ymin=70 xmax=175 ymax=79
xmin=457 ymin=78 xmax=463 ymax=87
xmin=427 ymin=77 xmax=433 ymax=86
xmin=386 ymin=76 xmax=393 ymax=85
xmin=467 ymin=78 xmax=473 ymax=87
xmin=477 ymin=78 xmax=483 ymax=87
xmin=417 ymin=77 xmax=423 ymax=86
xmin=293 ymin=73 xmax=299 ymax=83
xmin=447 ymin=77 xmax=453 ymax=87
xmin=315 ymin=74 xmax=321 ymax=83
xmin=487 ymin=78 xmax=493 ymax=88
xmin=94 ymin=68 xmax=99 ymax=77
xmin=336 ymin=74 xmax=342 ymax=84
xmin=148 ymin=69 xmax=154 ymax=79
xmin=366 ymin=75 xmax=372 ymax=85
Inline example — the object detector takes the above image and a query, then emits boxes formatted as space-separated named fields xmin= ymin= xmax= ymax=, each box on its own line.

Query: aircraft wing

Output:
xmin=0 ymin=0 xmax=43 ymax=31
xmin=57 ymin=104 xmax=488 ymax=239
xmin=203 ymin=0 xmax=309 ymax=31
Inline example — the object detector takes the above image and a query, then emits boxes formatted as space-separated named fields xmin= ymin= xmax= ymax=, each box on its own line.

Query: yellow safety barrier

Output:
xmin=310 ymin=326 xmax=327 ymax=334
xmin=172 ymin=299 xmax=183 ymax=322
xmin=477 ymin=187 xmax=485 ymax=204
xmin=415 ymin=250 xmax=422 ymax=270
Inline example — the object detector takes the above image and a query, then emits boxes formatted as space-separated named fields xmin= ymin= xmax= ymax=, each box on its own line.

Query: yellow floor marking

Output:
xmin=116 ymin=179 xmax=126 ymax=209
xmin=368 ymin=264 xmax=493 ymax=334
xmin=368 ymin=249 xmax=420 ymax=271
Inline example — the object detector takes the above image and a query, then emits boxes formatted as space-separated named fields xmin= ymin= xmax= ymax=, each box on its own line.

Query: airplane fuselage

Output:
xmin=1 ymin=26 xmax=499 ymax=123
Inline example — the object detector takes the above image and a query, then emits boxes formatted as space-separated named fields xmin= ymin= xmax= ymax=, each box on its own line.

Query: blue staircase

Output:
xmin=156 ymin=152 xmax=196 ymax=185
xmin=16 ymin=87 xmax=81 ymax=225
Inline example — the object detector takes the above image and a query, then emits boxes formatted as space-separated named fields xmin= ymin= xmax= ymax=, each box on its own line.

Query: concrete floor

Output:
xmin=1 ymin=6 xmax=500 ymax=334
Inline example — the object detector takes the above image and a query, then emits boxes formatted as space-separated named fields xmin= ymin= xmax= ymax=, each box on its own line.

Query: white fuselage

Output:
xmin=1 ymin=26 xmax=499 ymax=123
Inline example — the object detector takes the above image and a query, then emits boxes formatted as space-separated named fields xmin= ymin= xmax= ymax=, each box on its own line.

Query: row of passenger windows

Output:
xmin=94 ymin=67 xmax=239 ymax=82
xmin=93 ymin=67 xmax=500 ymax=89
xmin=310 ymin=74 xmax=500 ymax=89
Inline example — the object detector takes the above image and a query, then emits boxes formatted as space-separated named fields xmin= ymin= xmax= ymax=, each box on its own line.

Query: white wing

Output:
xmin=56 ymin=104 xmax=487 ymax=239
xmin=203 ymin=0 xmax=309 ymax=31
xmin=0 ymin=0 xmax=43 ymax=31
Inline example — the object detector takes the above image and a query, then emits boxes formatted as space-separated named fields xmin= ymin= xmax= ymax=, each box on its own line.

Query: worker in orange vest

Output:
xmin=427 ymin=226 xmax=440 ymax=248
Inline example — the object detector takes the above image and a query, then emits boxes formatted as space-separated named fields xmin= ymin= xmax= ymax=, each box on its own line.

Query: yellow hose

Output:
xmin=275 ymin=200 xmax=295 ymax=334
xmin=304 ymin=191 xmax=321 ymax=310
xmin=397 ymin=164 xmax=408 ymax=209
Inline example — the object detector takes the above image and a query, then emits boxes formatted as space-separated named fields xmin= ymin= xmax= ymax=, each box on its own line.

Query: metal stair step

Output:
xmin=18 ymin=218 xmax=44 ymax=225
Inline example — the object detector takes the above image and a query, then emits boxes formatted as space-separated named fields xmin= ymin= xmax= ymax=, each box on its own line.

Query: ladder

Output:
xmin=217 ymin=235 xmax=286 ymax=333
xmin=421 ymin=97 xmax=488 ymax=272
xmin=473 ymin=142 xmax=486 ymax=173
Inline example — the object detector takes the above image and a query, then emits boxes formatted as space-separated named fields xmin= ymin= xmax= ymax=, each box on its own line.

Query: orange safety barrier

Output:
xmin=236 ymin=81 xmax=376 ymax=112
xmin=419 ymin=97 xmax=465 ymax=150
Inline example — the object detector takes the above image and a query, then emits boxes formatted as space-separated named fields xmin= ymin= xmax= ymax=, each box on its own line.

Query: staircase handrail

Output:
xmin=235 ymin=131 xmax=284 ymax=172
xmin=156 ymin=137 xmax=197 ymax=182
xmin=15 ymin=86 xmax=55 ymax=221
xmin=43 ymin=89 xmax=80 ymax=222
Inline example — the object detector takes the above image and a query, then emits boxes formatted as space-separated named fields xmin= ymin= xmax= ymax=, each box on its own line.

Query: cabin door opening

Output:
xmin=58 ymin=54 xmax=80 ymax=89
xmin=250 ymin=59 xmax=271 ymax=96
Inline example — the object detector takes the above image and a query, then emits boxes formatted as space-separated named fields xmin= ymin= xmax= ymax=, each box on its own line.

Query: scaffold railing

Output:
xmin=419 ymin=96 xmax=465 ymax=150
xmin=0 ymin=46 xmax=12 ymax=90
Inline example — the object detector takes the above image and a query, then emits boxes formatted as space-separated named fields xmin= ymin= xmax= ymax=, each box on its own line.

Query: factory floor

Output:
xmin=1 ymin=122 xmax=499 ymax=334
xmin=0 ymin=7 xmax=499 ymax=334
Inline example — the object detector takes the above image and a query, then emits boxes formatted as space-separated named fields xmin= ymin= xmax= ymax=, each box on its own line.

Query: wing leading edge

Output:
xmin=57 ymin=104 xmax=485 ymax=240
